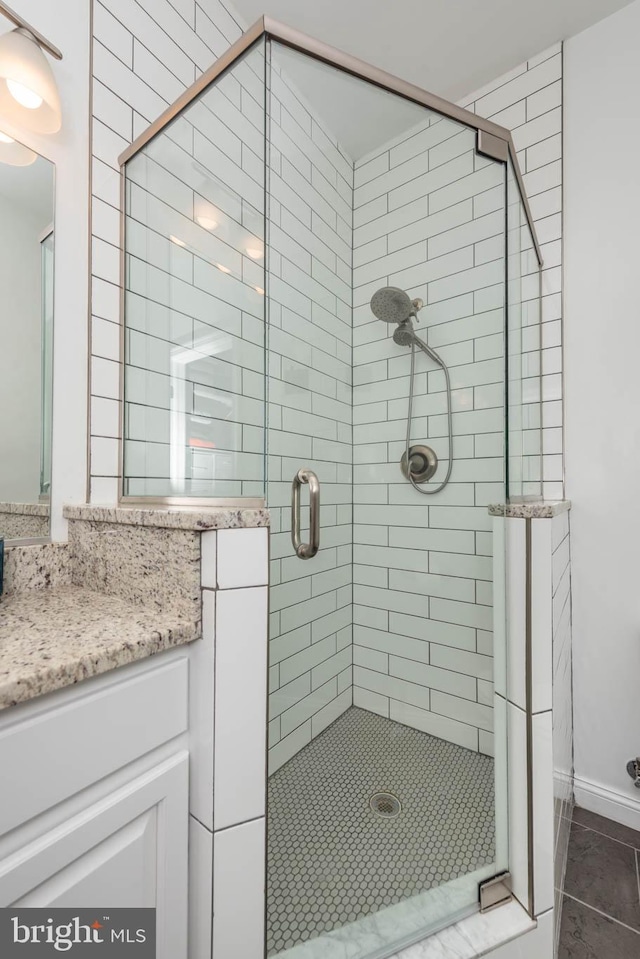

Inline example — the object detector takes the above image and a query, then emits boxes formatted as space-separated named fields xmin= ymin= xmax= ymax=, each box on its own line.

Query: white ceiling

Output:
xmin=235 ymin=0 xmax=633 ymax=127
xmin=274 ymin=45 xmax=430 ymax=161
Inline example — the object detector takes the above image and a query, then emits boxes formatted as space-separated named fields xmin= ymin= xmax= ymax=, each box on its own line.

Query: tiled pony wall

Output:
xmin=551 ymin=509 xmax=573 ymax=950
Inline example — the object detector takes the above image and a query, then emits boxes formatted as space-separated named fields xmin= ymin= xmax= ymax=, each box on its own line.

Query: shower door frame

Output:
xmin=116 ymin=14 xmax=542 ymax=510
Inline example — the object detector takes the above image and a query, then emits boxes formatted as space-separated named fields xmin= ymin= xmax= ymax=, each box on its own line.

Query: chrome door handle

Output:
xmin=291 ymin=468 xmax=320 ymax=559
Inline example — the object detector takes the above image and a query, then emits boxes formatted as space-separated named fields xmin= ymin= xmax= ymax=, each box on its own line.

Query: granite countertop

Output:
xmin=0 ymin=586 xmax=200 ymax=710
xmin=63 ymin=504 xmax=270 ymax=530
xmin=488 ymin=500 xmax=571 ymax=518
xmin=0 ymin=502 xmax=50 ymax=516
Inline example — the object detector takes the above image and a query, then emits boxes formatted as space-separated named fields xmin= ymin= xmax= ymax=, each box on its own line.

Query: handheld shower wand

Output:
xmin=370 ymin=287 xmax=454 ymax=495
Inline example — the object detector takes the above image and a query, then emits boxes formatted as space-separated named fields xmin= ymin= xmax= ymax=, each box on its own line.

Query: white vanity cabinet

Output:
xmin=0 ymin=648 xmax=190 ymax=959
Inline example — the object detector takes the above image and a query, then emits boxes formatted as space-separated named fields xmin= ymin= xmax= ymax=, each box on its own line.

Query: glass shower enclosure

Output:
xmin=119 ymin=17 xmax=542 ymax=959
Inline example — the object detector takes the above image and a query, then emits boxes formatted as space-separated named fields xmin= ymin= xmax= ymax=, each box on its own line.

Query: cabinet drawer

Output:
xmin=0 ymin=653 xmax=188 ymax=836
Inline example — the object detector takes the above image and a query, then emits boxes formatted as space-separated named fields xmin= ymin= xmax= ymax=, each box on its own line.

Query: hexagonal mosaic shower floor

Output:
xmin=267 ymin=706 xmax=495 ymax=955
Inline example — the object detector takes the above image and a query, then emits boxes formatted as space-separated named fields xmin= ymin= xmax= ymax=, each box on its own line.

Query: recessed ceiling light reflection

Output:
xmin=216 ymin=263 xmax=231 ymax=274
xmin=246 ymin=245 xmax=264 ymax=260
xmin=254 ymin=286 xmax=265 ymax=296
xmin=169 ymin=235 xmax=186 ymax=247
xmin=196 ymin=215 xmax=218 ymax=231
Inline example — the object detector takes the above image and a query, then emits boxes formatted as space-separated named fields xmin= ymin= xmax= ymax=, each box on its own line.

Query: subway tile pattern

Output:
xmin=193 ymin=523 xmax=269 ymax=959
xmin=266 ymin=48 xmax=354 ymax=772
xmin=90 ymin=0 xmax=246 ymax=501
xmin=461 ymin=44 xmax=564 ymax=500
xmin=351 ymin=117 xmax=506 ymax=756
xmin=122 ymin=40 xmax=267 ymax=497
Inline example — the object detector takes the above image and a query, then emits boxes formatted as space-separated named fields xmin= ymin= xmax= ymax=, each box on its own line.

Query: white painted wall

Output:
xmin=0 ymin=1 xmax=90 ymax=539
xmin=564 ymin=0 xmax=640 ymax=826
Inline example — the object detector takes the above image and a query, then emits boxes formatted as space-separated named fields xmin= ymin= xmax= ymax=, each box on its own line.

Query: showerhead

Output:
xmin=370 ymin=286 xmax=413 ymax=324
xmin=392 ymin=322 xmax=415 ymax=346
xmin=370 ymin=286 xmax=424 ymax=326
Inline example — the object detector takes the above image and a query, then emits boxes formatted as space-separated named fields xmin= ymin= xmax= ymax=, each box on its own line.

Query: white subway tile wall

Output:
xmin=351 ymin=116 xmax=507 ymax=756
xmin=123 ymin=41 xmax=267 ymax=497
xmin=266 ymin=47 xmax=354 ymax=773
xmin=90 ymin=0 xmax=246 ymax=501
xmin=460 ymin=44 xmax=564 ymax=500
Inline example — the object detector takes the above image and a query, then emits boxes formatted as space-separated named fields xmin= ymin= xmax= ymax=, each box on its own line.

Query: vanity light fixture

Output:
xmin=0 ymin=4 xmax=63 ymax=134
xmin=0 ymin=126 xmax=35 ymax=165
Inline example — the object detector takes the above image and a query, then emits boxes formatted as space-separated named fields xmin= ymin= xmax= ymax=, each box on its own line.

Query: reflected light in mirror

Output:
xmin=169 ymin=234 xmax=186 ymax=247
xmin=0 ymin=128 xmax=36 ymax=166
xmin=216 ymin=263 xmax=231 ymax=274
xmin=254 ymin=286 xmax=264 ymax=295
xmin=245 ymin=244 xmax=264 ymax=260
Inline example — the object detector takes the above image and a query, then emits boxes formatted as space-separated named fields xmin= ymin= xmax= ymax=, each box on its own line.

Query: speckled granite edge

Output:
xmin=63 ymin=504 xmax=270 ymax=529
xmin=68 ymin=520 xmax=201 ymax=623
xmin=488 ymin=500 xmax=571 ymax=518
xmin=4 ymin=543 xmax=72 ymax=594
xmin=0 ymin=586 xmax=200 ymax=710
xmin=0 ymin=502 xmax=50 ymax=516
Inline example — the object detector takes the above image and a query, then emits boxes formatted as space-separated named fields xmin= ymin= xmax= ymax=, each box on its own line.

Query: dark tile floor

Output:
xmin=559 ymin=806 xmax=640 ymax=958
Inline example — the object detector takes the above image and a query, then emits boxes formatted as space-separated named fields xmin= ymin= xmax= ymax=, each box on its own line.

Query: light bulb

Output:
xmin=196 ymin=215 xmax=218 ymax=231
xmin=170 ymin=235 xmax=186 ymax=247
xmin=0 ymin=131 xmax=14 ymax=143
xmin=216 ymin=263 xmax=231 ymax=274
xmin=246 ymin=245 xmax=264 ymax=260
xmin=7 ymin=78 xmax=43 ymax=110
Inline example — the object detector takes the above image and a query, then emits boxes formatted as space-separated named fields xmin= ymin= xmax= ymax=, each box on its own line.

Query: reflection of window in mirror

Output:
xmin=0 ymin=144 xmax=54 ymax=541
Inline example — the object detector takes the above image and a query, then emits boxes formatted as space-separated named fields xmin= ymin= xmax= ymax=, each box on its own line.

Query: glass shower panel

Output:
xmin=506 ymin=161 xmax=542 ymax=499
xmin=265 ymin=39 xmax=510 ymax=959
xmin=122 ymin=40 xmax=266 ymax=499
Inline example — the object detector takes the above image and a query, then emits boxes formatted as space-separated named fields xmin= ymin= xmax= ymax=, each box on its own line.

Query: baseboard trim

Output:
xmin=574 ymin=775 xmax=640 ymax=831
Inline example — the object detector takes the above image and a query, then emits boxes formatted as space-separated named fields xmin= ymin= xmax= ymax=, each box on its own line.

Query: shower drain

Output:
xmin=369 ymin=792 xmax=402 ymax=818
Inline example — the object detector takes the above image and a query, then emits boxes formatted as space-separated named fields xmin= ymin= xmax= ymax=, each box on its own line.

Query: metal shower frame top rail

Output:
xmin=117 ymin=15 xmax=543 ymax=265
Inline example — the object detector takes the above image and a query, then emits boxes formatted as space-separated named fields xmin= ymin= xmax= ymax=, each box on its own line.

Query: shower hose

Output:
xmin=405 ymin=337 xmax=454 ymax=495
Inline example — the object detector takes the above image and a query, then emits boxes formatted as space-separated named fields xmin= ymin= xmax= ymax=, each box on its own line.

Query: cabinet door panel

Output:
xmin=0 ymin=752 xmax=188 ymax=959
xmin=13 ymin=810 xmax=158 ymax=907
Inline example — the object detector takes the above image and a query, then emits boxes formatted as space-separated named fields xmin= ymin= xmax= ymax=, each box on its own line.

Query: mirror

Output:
xmin=0 ymin=139 xmax=54 ymax=542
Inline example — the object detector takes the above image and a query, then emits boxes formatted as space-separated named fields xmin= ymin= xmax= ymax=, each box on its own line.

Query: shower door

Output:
xmin=265 ymin=38 xmax=511 ymax=959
